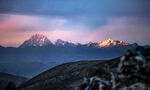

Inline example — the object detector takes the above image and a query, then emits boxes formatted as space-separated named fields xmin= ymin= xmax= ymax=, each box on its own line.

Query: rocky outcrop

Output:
xmin=79 ymin=47 xmax=150 ymax=90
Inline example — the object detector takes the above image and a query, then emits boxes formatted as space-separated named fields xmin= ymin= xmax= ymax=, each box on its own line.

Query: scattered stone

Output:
xmin=79 ymin=47 xmax=150 ymax=90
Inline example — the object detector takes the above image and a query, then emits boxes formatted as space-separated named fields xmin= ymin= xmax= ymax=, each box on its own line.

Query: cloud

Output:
xmin=0 ymin=21 xmax=22 ymax=33
xmin=0 ymin=14 xmax=150 ymax=47
xmin=0 ymin=14 xmax=68 ymax=33
xmin=0 ymin=0 xmax=150 ymax=17
xmin=30 ymin=16 xmax=150 ymax=45
xmin=43 ymin=17 xmax=150 ymax=46
xmin=88 ymin=17 xmax=150 ymax=45
xmin=0 ymin=32 xmax=31 ymax=47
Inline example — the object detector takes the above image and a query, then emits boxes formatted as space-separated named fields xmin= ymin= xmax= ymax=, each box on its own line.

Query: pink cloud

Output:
xmin=88 ymin=17 xmax=150 ymax=45
xmin=0 ymin=32 xmax=32 ymax=47
xmin=0 ymin=21 xmax=22 ymax=33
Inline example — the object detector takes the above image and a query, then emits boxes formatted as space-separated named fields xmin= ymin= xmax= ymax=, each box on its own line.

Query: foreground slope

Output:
xmin=18 ymin=58 xmax=120 ymax=90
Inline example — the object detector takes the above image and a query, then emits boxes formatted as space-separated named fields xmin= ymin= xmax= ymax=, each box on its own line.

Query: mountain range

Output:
xmin=0 ymin=34 xmax=141 ymax=78
xmin=18 ymin=34 xmax=132 ymax=48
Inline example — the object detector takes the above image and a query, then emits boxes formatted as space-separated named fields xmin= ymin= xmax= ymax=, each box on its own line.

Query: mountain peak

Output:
xmin=55 ymin=39 xmax=75 ymax=46
xmin=98 ymin=38 xmax=129 ymax=47
xmin=19 ymin=34 xmax=52 ymax=48
xmin=55 ymin=39 xmax=66 ymax=45
xmin=107 ymin=38 xmax=114 ymax=42
xmin=30 ymin=34 xmax=46 ymax=41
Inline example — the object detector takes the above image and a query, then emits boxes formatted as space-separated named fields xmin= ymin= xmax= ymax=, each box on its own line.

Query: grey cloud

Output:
xmin=0 ymin=0 xmax=150 ymax=17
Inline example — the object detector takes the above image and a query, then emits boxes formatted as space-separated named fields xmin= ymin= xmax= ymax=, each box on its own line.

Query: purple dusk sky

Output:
xmin=0 ymin=0 xmax=150 ymax=47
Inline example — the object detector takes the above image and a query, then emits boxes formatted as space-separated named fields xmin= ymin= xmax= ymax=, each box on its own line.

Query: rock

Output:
xmin=80 ymin=47 xmax=150 ymax=90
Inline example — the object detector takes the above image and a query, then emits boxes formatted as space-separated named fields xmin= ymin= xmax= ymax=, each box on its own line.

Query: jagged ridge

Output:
xmin=19 ymin=34 xmax=53 ymax=48
xmin=98 ymin=38 xmax=129 ymax=47
xmin=19 ymin=34 xmax=133 ymax=48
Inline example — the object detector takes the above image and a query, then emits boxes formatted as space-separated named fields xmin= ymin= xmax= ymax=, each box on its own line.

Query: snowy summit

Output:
xmin=98 ymin=38 xmax=129 ymax=47
xmin=19 ymin=34 xmax=53 ymax=48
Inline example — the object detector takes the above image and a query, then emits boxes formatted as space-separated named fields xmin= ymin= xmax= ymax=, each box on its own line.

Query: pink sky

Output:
xmin=0 ymin=14 xmax=150 ymax=47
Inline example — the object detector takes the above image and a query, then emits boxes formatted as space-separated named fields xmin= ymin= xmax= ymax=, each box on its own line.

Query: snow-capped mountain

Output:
xmin=98 ymin=38 xmax=129 ymax=47
xmin=19 ymin=34 xmax=53 ymax=48
xmin=55 ymin=39 xmax=75 ymax=46
xmin=87 ymin=38 xmax=129 ymax=47
xmin=19 ymin=33 xmax=134 ymax=48
xmin=55 ymin=39 xmax=69 ymax=46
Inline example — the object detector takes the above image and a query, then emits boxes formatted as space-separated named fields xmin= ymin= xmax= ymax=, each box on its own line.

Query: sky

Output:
xmin=0 ymin=0 xmax=150 ymax=47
